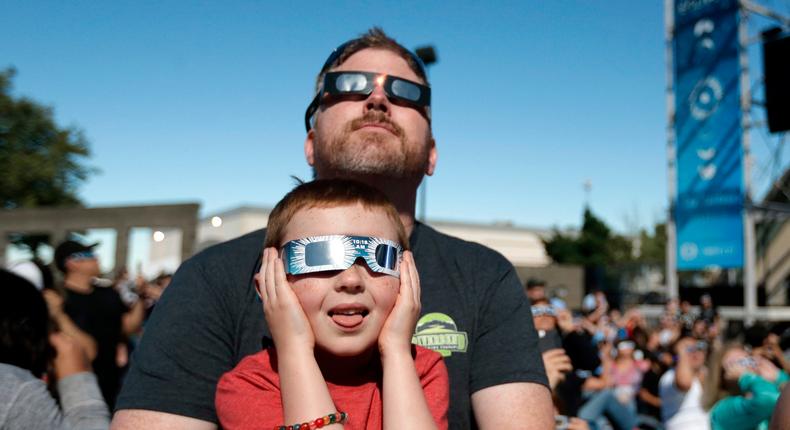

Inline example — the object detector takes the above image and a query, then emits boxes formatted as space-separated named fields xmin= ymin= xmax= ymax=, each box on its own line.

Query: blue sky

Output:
xmin=2 ymin=1 xmax=786 ymax=234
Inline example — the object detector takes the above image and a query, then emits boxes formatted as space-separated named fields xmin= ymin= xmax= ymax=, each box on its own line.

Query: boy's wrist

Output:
xmin=275 ymin=341 xmax=315 ymax=357
xmin=379 ymin=343 xmax=413 ymax=363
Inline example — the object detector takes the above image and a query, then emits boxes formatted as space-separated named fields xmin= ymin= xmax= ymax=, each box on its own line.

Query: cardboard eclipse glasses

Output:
xmin=281 ymin=235 xmax=403 ymax=278
xmin=304 ymin=71 xmax=431 ymax=132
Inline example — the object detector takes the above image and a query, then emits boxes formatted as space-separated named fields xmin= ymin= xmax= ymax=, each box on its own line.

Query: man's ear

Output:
xmin=304 ymin=129 xmax=316 ymax=167
xmin=425 ymin=138 xmax=437 ymax=176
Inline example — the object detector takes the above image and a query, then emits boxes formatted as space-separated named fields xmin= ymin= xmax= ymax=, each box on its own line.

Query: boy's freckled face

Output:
xmin=280 ymin=203 xmax=401 ymax=357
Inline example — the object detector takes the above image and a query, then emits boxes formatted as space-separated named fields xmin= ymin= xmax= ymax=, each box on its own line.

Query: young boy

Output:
xmin=215 ymin=179 xmax=449 ymax=430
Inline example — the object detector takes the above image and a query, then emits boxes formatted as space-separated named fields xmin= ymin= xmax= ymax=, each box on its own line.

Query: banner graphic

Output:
xmin=673 ymin=0 xmax=744 ymax=269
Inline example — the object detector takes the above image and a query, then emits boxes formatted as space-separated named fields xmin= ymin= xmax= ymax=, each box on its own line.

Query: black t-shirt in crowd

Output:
xmin=556 ymin=330 xmax=601 ymax=416
xmin=63 ymin=284 xmax=128 ymax=408
xmin=116 ymin=222 xmax=548 ymax=429
xmin=700 ymin=307 xmax=718 ymax=325
xmin=638 ymin=367 xmax=663 ymax=420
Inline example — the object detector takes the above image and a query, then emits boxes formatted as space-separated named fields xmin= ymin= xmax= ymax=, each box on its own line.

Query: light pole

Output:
xmin=415 ymin=45 xmax=437 ymax=223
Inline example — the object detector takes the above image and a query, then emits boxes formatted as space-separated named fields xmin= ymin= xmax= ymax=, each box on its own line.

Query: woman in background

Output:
xmin=0 ymin=269 xmax=109 ymax=430
xmin=704 ymin=343 xmax=788 ymax=430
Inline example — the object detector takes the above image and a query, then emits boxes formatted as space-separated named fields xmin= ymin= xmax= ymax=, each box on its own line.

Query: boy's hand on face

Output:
xmin=257 ymin=247 xmax=315 ymax=354
xmin=378 ymin=251 xmax=421 ymax=359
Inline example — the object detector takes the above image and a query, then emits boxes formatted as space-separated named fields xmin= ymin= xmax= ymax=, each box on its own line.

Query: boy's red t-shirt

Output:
xmin=215 ymin=345 xmax=449 ymax=430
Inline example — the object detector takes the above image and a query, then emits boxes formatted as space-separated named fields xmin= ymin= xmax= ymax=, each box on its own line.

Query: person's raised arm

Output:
xmin=8 ymin=332 xmax=111 ymax=430
xmin=542 ymin=349 xmax=573 ymax=390
xmin=674 ymin=338 xmax=696 ymax=391
xmin=121 ymin=300 xmax=145 ymax=336
xmin=380 ymin=252 xmax=446 ymax=430
xmin=711 ymin=373 xmax=779 ymax=425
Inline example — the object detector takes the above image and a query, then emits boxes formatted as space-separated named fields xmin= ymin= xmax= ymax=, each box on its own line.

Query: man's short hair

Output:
xmin=526 ymin=278 xmax=546 ymax=289
xmin=264 ymin=179 xmax=409 ymax=250
xmin=313 ymin=27 xmax=429 ymax=93
xmin=531 ymin=297 xmax=550 ymax=306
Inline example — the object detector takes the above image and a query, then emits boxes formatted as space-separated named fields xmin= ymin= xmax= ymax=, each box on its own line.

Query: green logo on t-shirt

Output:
xmin=411 ymin=312 xmax=468 ymax=357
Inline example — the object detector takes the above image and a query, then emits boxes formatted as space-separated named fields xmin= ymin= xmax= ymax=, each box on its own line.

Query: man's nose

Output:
xmin=363 ymin=76 xmax=390 ymax=115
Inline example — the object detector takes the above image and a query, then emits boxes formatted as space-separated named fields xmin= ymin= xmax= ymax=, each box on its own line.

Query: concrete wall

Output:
xmin=0 ymin=204 xmax=199 ymax=275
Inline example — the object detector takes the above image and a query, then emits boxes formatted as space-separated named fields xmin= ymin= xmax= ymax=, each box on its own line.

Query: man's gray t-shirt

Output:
xmin=117 ymin=222 xmax=547 ymax=429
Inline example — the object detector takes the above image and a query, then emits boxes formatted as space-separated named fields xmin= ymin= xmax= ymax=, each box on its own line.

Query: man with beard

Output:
xmin=112 ymin=28 xmax=552 ymax=429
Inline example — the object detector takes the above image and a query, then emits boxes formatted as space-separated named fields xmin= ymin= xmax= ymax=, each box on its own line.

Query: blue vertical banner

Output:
xmin=673 ymin=0 xmax=744 ymax=269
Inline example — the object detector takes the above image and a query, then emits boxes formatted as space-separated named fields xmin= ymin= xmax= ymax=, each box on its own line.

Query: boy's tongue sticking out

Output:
xmin=329 ymin=304 xmax=369 ymax=329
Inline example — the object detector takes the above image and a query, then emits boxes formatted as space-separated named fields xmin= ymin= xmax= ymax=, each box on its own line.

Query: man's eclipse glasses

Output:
xmin=304 ymin=71 xmax=431 ymax=132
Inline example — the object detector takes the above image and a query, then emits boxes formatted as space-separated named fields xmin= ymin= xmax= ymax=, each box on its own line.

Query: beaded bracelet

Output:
xmin=274 ymin=411 xmax=348 ymax=430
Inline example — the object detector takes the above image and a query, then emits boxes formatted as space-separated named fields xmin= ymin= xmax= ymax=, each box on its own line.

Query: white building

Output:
xmin=196 ymin=205 xmax=552 ymax=268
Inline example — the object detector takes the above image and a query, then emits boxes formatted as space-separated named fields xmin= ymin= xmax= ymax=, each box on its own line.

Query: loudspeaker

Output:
xmin=762 ymin=28 xmax=790 ymax=133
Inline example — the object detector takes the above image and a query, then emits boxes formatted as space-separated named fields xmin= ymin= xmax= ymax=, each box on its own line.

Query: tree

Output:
xmin=545 ymin=210 xmax=668 ymax=305
xmin=546 ymin=207 xmax=635 ymax=267
xmin=0 ymin=67 xmax=94 ymax=209
xmin=637 ymin=223 xmax=666 ymax=267
xmin=545 ymin=207 xmax=638 ymax=301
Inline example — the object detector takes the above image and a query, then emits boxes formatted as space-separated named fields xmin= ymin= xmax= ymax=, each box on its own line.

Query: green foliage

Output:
xmin=544 ymin=231 xmax=582 ymax=265
xmin=545 ymin=207 xmax=635 ymax=267
xmin=8 ymin=232 xmax=50 ymax=257
xmin=0 ymin=67 xmax=94 ymax=209
xmin=637 ymin=223 xmax=666 ymax=267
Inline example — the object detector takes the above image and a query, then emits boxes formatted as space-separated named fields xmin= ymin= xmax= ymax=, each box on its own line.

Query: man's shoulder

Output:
xmin=185 ymin=228 xmax=266 ymax=271
xmin=161 ymin=229 xmax=266 ymax=295
xmin=194 ymin=228 xmax=266 ymax=260
xmin=415 ymin=223 xmax=510 ymax=264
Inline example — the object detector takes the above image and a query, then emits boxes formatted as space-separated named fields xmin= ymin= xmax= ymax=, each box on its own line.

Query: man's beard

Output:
xmin=313 ymin=110 xmax=431 ymax=181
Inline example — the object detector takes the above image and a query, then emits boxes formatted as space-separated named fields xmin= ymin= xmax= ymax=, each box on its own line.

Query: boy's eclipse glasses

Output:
xmin=304 ymin=71 xmax=431 ymax=132
xmin=281 ymin=235 xmax=403 ymax=278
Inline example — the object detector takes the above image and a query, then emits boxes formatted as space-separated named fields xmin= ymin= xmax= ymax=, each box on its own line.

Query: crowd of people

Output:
xmin=1 ymin=247 xmax=172 ymax=428
xmin=6 ymin=249 xmax=790 ymax=429
xmin=529 ymin=279 xmax=790 ymax=429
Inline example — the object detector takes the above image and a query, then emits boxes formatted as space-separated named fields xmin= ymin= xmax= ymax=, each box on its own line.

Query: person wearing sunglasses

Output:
xmin=214 ymin=179 xmax=449 ymax=430
xmin=658 ymin=337 xmax=710 ymax=430
xmin=704 ymin=344 xmax=788 ymax=430
xmin=114 ymin=28 xmax=551 ymax=430
xmin=54 ymin=240 xmax=145 ymax=411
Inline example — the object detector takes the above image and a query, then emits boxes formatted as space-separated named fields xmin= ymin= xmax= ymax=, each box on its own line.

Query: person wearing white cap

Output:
xmin=8 ymin=261 xmax=44 ymax=291
xmin=54 ymin=240 xmax=144 ymax=409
